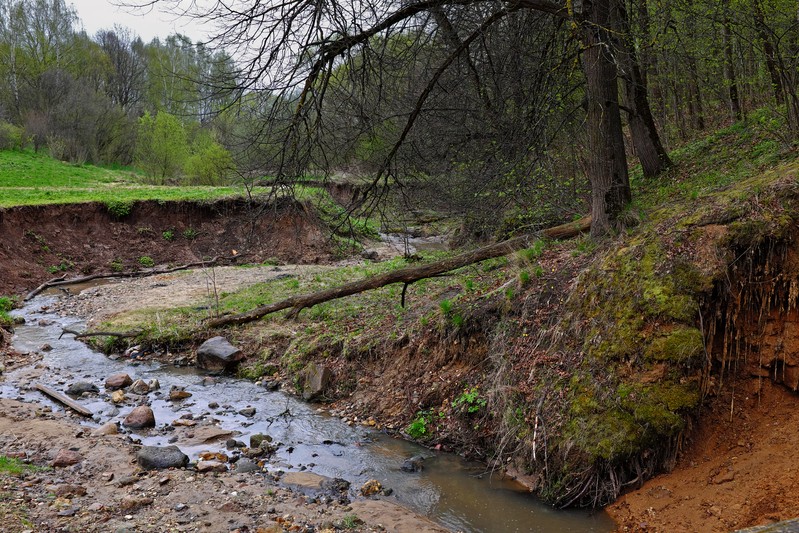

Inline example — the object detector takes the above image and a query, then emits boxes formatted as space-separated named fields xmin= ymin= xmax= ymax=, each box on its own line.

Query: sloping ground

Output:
xmin=82 ymin=154 xmax=799 ymax=529
xmin=207 ymin=132 xmax=799 ymax=519
xmin=0 ymin=198 xmax=333 ymax=295
xmin=12 ymin=113 xmax=799 ymax=531
xmin=609 ymin=379 xmax=799 ymax=532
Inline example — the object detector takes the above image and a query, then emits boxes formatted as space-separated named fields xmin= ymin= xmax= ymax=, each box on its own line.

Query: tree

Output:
xmin=98 ymin=26 xmax=146 ymax=112
xmin=135 ymin=111 xmax=189 ymax=181
xmin=127 ymin=0 xmax=671 ymax=237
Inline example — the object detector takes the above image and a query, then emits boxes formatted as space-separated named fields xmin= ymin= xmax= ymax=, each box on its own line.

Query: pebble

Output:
xmin=91 ymin=421 xmax=119 ymax=436
xmin=52 ymin=449 xmax=82 ymax=468
xmin=105 ymin=373 xmax=133 ymax=390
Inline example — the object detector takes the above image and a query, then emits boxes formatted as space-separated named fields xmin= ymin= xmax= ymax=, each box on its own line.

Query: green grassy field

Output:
xmin=0 ymin=150 xmax=245 ymax=207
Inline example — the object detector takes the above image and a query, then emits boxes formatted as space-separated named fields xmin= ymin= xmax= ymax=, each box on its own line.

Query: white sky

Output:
xmin=69 ymin=0 xmax=211 ymax=43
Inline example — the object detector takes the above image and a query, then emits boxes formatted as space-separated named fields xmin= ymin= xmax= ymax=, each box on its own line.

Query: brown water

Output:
xmin=2 ymin=295 xmax=615 ymax=533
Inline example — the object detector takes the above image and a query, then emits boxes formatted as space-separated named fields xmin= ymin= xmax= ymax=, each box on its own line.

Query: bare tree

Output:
xmin=98 ymin=26 xmax=147 ymax=112
xmin=126 ymin=0 xmax=670 ymax=237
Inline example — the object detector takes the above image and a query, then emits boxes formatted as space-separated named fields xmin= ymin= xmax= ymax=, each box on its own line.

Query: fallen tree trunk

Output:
xmin=25 ymin=255 xmax=236 ymax=301
xmin=208 ymin=216 xmax=591 ymax=327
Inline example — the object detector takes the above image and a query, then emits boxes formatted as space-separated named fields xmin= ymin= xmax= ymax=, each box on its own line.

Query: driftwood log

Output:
xmin=24 ymin=255 xmax=235 ymax=301
xmin=34 ymin=383 xmax=93 ymax=417
xmin=208 ymin=216 xmax=591 ymax=327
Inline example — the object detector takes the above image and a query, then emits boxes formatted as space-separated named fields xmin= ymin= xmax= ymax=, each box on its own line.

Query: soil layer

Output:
xmin=0 ymin=199 xmax=333 ymax=295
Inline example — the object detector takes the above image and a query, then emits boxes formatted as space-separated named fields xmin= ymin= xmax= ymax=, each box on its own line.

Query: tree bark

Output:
xmin=207 ymin=216 xmax=591 ymax=327
xmin=617 ymin=2 xmax=671 ymax=178
xmin=753 ymin=1 xmax=784 ymax=106
xmin=722 ymin=0 xmax=742 ymax=121
xmin=580 ymin=0 xmax=631 ymax=237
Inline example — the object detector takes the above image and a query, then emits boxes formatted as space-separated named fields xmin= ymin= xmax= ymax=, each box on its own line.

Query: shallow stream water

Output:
xmin=1 ymin=294 xmax=615 ymax=533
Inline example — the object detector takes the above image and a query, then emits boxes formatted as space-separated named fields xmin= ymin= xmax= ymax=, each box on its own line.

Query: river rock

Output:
xmin=169 ymin=385 xmax=192 ymax=401
xmin=197 ymin=460 xmax=228 ymax=473
xmin=400 ymin=455 xmax=425 ymax=472
xmin=66 ymin=381 xmax=99 ymax=396
xmin=234 ymin=458 xmax=261 ymax=473
xmin=196 ymin=336 xmax=244 ymax=373
xmin=136 ymin=445 xmax=189 ymax=470
xmin=111 ymin=390 xmax=126 ymax=404
xmin=91 ymin=421 xmax=119 ymax=436
xmin=52 ymin=449 xmax=82 ymax=467
xmin=130 ymin=379 xmax=150 ymax=395
xmin=302 ymin=362 xmax=333 ymax=401
xmin=360 ymin=479 xmax=382 ymax=496
xmin=239 ymin=407 xmax=256 ymax=418
xmin=148 ymin=379 xmax=160 ymax=391
xmin=53 ymin=484 xmax=87 ymax=498
xmin=123 ymin=405 xmax=155 ymax=428
xmin=105 ymin=373 xmax=133 ymax=390
xmin=250 ymin=433 xmax=273 ymax=449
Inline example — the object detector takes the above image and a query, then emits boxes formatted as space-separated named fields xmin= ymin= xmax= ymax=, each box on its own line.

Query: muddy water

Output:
xmin=379 ymin=233 xmax=449 ymax=255
xmin=1 ymin=295 xmax=614 ymax=533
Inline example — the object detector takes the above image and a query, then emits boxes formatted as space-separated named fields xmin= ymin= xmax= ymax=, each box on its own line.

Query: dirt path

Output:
xmin=607 ymin=378 xmax=799 ymax=532
xmin=52 ymin=263 xmax=333 ymax=327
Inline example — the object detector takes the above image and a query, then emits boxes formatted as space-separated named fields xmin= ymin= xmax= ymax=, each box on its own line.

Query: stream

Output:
xmin=1 ymin=292 xmax=615 ymax=533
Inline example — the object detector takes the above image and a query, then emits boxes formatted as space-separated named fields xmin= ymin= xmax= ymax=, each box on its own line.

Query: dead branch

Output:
xmin=25 ymin=255 xmax=237 ymax=301
xmin=208 ymin=216 xmax=590 ymax=327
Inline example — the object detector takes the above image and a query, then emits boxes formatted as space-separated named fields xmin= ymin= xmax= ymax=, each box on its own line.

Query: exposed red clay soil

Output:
xmin=608 ymin=377 xmax=799 ymax=532
xmin=0 ymin=199 xmax=333 ymax=296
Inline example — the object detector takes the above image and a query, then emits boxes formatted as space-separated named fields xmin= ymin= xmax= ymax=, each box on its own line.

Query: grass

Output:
xmin=0 ymin=149 xmax=246 ymax=207
xmin=95 ymin=250 xmax=516 ymax=366
xmin=0 ymin=456 xmax=36 ymax=476
xmin=630 ymin=108 xmax=794 ymax=217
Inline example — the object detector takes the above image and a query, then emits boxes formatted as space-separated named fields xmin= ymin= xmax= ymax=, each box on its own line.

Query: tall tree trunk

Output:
xmin=617 ymin=2 xmax=671 ymax=178
xmin=722 ymin=0 xmax=742 ymax=121
xmin=581 ymin=0 xmax=631 ymax=237
xmin=753 ymin=2 xmax=784 ymax=105
xmin=687 ymin=57 xmax=705 ymax=131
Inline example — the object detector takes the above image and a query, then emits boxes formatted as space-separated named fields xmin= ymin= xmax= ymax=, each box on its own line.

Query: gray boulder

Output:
xmin=136 ymin=446 xmax=189 ymax=470
xmin=401 ymin=455 xmax=425 ymax=472
xmin=196 ymin=336 xmax=244 ymax=373
xmin=66 ymin=381 xmax=99 ymax=396
xmin=302 ymin=362 xmax=333 ymax=401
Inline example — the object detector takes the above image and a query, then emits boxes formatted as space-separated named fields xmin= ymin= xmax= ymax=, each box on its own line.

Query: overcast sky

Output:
xmin=69 ymin=0 xmax=210 ymax=42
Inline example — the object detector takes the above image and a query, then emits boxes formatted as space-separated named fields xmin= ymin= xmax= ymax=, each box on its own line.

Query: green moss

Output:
xmin=645 ymin=328 xmax=704 ymax=363
xmin=564 ymin=378 xmax=700 ymax=464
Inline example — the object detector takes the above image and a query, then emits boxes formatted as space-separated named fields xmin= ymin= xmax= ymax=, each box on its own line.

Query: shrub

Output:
xmin=184 ymin=136 xmax=233 ymax=185
xmin=139 ymin=256 xmax=155 ymax=268
xmin=105 ymin=200 xmax=133 ymax=219
xmin=0 ymin=121 xmax=25 ymax=150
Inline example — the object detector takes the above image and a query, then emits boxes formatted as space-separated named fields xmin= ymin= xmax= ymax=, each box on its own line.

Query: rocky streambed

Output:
xmin=0 ymin=283 xmax=614 ymax=532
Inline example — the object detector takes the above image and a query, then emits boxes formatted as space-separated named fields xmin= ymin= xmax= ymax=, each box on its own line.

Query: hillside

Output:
xmin=56 ymin=110 xmax=795 ymax=527
xmin=2 ymin=111 xmax=799 ymax=531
